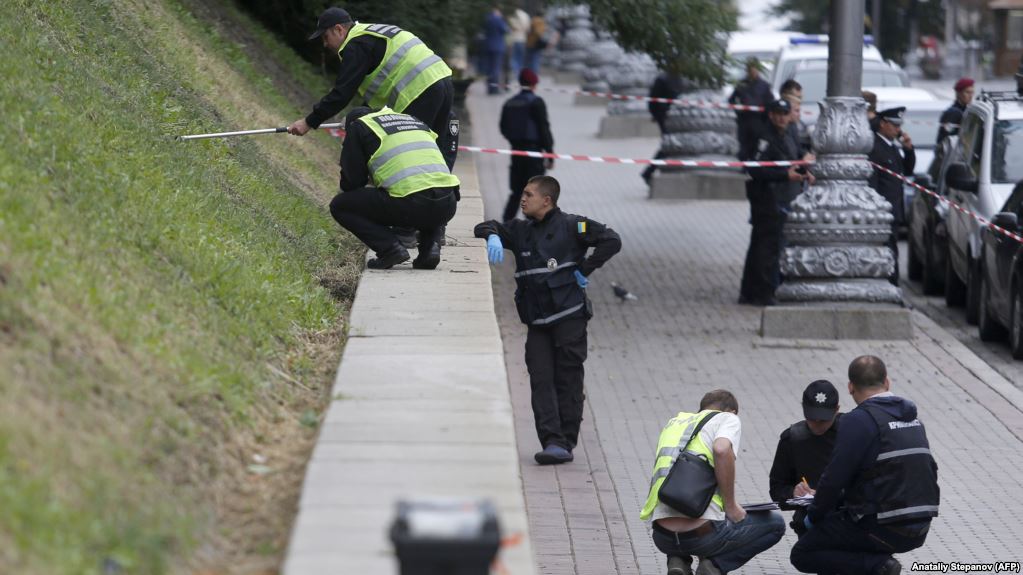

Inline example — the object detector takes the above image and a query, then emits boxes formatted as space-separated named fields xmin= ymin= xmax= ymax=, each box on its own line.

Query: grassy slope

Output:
xmin=0 ymin=0 xmax=362 ymax=573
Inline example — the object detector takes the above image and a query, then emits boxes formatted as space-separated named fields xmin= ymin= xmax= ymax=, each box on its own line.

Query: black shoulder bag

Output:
xmin=657 ymin=411 xmax=721 ymax=517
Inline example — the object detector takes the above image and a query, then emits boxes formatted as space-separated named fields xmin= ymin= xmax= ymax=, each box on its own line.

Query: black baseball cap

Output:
xmin=802 ymin=379 xmax=839 ymax=421
xmin=767 ymin=98 xmax=791 ymax=114
xmin=308 ymin=7 xmax=353 ymax=40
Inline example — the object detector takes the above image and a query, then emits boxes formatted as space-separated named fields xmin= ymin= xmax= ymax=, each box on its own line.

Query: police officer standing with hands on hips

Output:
xmin=499 ymin=68 xmax=554 ymax=221
xmin=936 ymin=78 xmax=974 ymax=144
xmin=769 ymin=380 xmax=842 ymax=535
xmin=739 ymin=98 xmax=814 ymax=307
xmin=868 ymin=107 xmax=915 ymax=286
xmin=791 ymin=356 xmax=938 ymax=575
xmin=475 ymin=176 xmax=621 ymax=464
xmin=287 ymin=7 xmax=458 ymax=170
xmin=330 ymin=107 xmax=458 ymax=269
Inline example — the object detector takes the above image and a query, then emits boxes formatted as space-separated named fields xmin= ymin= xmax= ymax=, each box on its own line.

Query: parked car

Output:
xmin=976 ymin=182 xmax=1023 ymax=356
xmin=943 ymin=92 xmax=1023 ymax=324
xmin=769 ymin=35 xmax=890 ymax=96
xmin=907 ymin=134 xmax=959 ymax=294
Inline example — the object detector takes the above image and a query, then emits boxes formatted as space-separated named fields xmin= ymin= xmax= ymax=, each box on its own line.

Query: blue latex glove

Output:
xmin=486 ymin=234 xmax=504 ymax=264
xmin=574 ymin=269 xmax=588 ymax=289
xmin=803 ymin=515 xmax=813 ymax=531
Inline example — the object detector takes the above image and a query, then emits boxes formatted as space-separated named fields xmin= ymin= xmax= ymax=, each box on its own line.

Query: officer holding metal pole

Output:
xmin=475 ymin=176 xmax=621 ymax=465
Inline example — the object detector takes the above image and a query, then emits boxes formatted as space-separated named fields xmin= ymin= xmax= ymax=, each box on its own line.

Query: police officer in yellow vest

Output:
xmin=287 ymin=8 xmax=459 ymax=171
xmin=641 ymin=390 xmax=784 ymax=575
xmin=331 ymin=107 xmax=459 ymax=269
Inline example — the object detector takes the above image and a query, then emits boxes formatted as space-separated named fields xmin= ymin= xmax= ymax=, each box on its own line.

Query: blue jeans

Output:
xmin=652 ymin=511 xmax=785 ymax=573
xmin=790 ymin=512 xmax=929 ymax=575
xmin=509 ymin=41 xmax=526 ymax=82
xmin=485 ymin=49 xmax=504 ymax=93
xmin=526 ymin=48 xmax=542 ymax=73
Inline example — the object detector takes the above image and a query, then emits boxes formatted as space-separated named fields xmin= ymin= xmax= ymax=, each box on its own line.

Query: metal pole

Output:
xmin=830 ymin=0 xmax=866 ymax=98
xmin=870 ymin=0 xmax=882 ymax=59
xmin=176 ymin=122 xmax=344 ymax=141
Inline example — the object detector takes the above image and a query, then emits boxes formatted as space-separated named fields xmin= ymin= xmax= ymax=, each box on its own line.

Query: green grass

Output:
xmin=0 ymin=0 xmax=363 ymax=573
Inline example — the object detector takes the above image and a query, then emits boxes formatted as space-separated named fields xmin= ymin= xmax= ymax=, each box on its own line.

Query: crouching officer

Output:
xmin=331 ymin=107 xmax=458 ymax=269
xmin=769 ymin=380 xmax=843 ymax=535
xmin=739 ymin=98 xmax=814 ymax=306
xmin=474 ymin=176 xmax=621 ymax=464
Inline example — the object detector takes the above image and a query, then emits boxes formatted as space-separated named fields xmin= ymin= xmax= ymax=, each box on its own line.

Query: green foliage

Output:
xmin=237 ymin=0 xmax=491 ymax=67
xmin=588 ymin=0 xmax=738 ymax=86
xmin=770 ymin=0 xmax=947 ymax=65
xmin=0 ymin=0 xmax=357 ymax=572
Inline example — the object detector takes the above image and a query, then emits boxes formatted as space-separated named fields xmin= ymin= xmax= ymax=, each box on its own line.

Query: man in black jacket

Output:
xmin=791 ymin=356 xmax=938 ymax=575
xmin=769 ymin=380 xmax=842 ymax=535
xmin=936 ymin=78 xmax=974 ymax=144
xmin=475 ymin=176 xmax=621 ymax=464
xmin=500 ymin=68 xmax=554 ymax=221
xmin=868 ymin=107 xmax=916 ymax=286
xmin=641 ymin=72 xmax=689 ymax=184
xmin=739 ymin=98 xmax=814 ymax=306
xmin=729 ymin=57 xmax=774 ymax=161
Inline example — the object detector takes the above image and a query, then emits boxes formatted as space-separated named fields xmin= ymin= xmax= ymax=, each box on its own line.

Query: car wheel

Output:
xmin=966 ymin=258 xmax=981 ymax=325
xmin=921 ymin=239 xmax=942 ymax=295
xmin=978 ymin=272 xmax=1006 ymax=342
xmin=1011 ymin=284 xmax=1023 ymax=359
xmin=945 ymin=254 xmax=967 ymax=307
xmin=908 ymin=240 xmax=923 ymax=281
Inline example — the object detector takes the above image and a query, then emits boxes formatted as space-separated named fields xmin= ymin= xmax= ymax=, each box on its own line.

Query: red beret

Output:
xmin=954 ymin=77 xmax=975 ymax=92
xmin=519 ymin=68 xmax=539 ymax=87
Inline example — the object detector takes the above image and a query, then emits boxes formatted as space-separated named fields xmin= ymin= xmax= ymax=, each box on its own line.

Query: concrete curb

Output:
xmin=282 ymin=158 xmax=536 ymax=575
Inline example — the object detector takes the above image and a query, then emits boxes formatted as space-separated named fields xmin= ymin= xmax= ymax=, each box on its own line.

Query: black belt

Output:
xmin=652 ymin=520 xmax=715 ymax=540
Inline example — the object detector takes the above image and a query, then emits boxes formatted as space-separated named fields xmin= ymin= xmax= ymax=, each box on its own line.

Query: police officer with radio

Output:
xmin=475 ymin=176 xmax=621 ymax=465
xmin=791 ymin=356 xmax=938 ymax=575
xmin=330 ymin=107 xmax=458 ymax=270
xmin=868 ymin=107 xmax=915 ymax=286
xmin=769 ymin=380 xmax=842 ymax=535
xmin=499 ymin=69 xmax=554 ymax=221
xmin=739 ymin=98 xmax=814 ymax=306
xmin=287 ymin=8 xmax=459 ymax=170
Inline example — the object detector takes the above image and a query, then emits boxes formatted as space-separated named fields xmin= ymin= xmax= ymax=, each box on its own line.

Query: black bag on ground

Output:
xmin=657 ymin=411 xmax=720 ymax=517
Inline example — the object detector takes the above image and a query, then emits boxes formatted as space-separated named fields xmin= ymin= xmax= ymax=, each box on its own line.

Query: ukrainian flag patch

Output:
xmin=577 ymin=221 xmax=587 ymax=234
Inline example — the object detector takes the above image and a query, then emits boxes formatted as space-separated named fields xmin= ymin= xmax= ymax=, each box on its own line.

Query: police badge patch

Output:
xmin=448 ymin=119 xmax=460 ymax=137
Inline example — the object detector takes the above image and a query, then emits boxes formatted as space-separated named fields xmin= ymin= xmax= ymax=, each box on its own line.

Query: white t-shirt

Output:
xmin=507 ymin=9 xmax=531 ymax=43
xmin=651 ymin=412 xmax=742 ymax=522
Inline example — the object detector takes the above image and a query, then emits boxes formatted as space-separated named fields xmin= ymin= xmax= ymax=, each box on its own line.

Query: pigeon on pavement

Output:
xmin=611 ymin=282 xmax=638 ymax=302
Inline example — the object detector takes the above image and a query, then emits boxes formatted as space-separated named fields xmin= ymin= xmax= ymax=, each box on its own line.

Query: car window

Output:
xmin=900 ymin=109 xmax=940 ymax=149
xmin=991 ymin=119 xmax=1023 ymax=184
xmin=1001 ymin=182 xmax=1023 ymax=216
xmin=969 ymin=118 xmax=985 ymax=176
xmin=796 ymin=68 xmax=907 ymax=103
xmin=958 ymin=113 xmax=980 ymax=169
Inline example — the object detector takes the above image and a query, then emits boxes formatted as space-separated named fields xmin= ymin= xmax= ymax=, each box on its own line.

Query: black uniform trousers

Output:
xmin=524 ymin=316 xmax=588 ymax=451
xmin=791 ymin=513 xmax=929 ymax=575
xmin=736 ymin=115 xmax=765 ymax=161
xmin=503 ymin=153 xmax=546 ymax=221
xmin=404 ymin=78 xmax=458 ymax=171
xmin=740 ymin=184 xmax=785 ymax=303
xmin=641 ymin=117 xmax=668 ymax=182
xmin=330 ymin=186 xmax=457 ymax=255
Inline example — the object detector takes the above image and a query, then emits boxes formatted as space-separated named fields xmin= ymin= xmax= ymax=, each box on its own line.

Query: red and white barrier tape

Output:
xmin=871 ymin=161 xmax=1023 ymax=244
xmin=324 ymin=128 xmax=807 ymax=168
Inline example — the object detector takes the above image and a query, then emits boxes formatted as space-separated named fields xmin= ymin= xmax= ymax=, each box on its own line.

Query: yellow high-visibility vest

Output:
xmin=640 ymin=410 xmax=725 ymax=520
xmin=340 ymin=23 xmax=452 ymax=113
xmin=357 ymin=108 xmax=459 ymax=198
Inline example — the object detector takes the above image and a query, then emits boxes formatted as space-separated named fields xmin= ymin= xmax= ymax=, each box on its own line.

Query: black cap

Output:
xmin=802 ymin=380 xmax=839 ymax=421
xmin=308 ymin=7 xmax=353 ymax=40
xmin=767 ymin=98 xmax=791 ymax=114
xmin=877 ymin=106 xmax=906 ymax=126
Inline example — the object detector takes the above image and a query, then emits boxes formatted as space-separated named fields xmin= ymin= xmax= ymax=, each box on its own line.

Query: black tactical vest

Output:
xmin=845 ymin=403 xmax=940 ymax=524
xmin=501 ymin=91 xmax=540 ymax=144
xmin=512 ymin=210 xmax=590 ymax=326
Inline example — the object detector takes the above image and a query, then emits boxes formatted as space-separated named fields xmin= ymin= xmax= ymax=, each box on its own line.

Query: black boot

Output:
xmin=367 ymin=245 xmax=410 ymax=269
xmin=412 ymin=240 xmax=441 ymax=270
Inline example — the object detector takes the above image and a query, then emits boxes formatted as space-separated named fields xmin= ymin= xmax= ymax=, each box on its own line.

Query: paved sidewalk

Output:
xmin=469 ymin=79 xmax=1023 ymax=574
xmin=282 ymin=159 xmax=536 ymax=575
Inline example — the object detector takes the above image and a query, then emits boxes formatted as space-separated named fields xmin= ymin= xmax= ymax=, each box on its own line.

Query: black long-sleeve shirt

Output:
xmin=305 ymin=36 xmax=387 ymax=129
xmin=338 ymin=115 xmax=381 ymax=191
xmin=499 ymin=90 xmax=554 ymax=152
xmin=768 ymin=416 xmax=842 ymax=502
